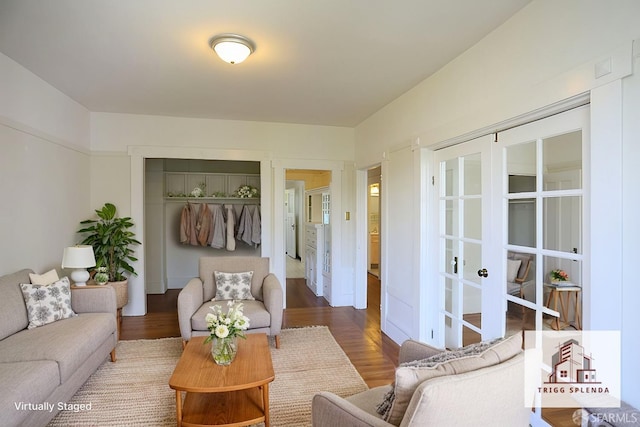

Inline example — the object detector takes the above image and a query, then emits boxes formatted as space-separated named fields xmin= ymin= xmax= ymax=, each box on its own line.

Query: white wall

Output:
xmin=0 ymin=53 xmax=90 ymax=276
xmin=89 ymin=112 xmax=354 ymax=215
xmin=621 ymin=56 xmax=640 ymax=408
xmin=91 ymin=112 xmax=354 ymax=156
xmin=354 ymin=0 xmax=640 ymax=408
xmin=356 ymin=1 xmax=640 ymax=162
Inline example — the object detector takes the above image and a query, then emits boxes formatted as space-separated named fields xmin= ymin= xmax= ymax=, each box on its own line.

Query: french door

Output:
xmin=435 ymin=106 xmax=588 ymax=355
xmin=435 ymin=135 xmax=498 ymax=349
xmin=494 ymin=106 xmax=587 ymax=337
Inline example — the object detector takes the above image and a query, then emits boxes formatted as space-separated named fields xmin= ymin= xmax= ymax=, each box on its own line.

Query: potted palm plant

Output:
xmin=77 ymin=203 xmax=141 ymax=309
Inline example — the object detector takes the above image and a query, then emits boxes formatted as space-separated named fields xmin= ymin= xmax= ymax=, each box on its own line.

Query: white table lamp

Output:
xmin=62 ymin=245 xmax=96 ymax=286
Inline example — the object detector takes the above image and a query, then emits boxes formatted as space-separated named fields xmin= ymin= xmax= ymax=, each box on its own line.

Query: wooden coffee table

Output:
xmin=169 ymin=334 xmax=275 ymax=427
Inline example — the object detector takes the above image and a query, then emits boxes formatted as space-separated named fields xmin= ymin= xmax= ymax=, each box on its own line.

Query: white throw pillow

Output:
xmin=213 ymin=271 xmax=254 ymax=301
xmin=507 ymin=259 xmax=522 ymax=282
xmin=29 ymin=268 xmax=60 ymax=285
xmin=20 ymin=277 xmax=77 ymax=329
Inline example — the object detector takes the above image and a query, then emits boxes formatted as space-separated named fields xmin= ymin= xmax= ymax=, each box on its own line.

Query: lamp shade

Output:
xmin=62 ymin=245 xmax=96 ymax=269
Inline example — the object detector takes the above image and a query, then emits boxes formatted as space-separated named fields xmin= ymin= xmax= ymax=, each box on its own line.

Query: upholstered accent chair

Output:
xmin=507 ymin=251 xmax=535 ymax=300
xmin=312 ymin=334 xmax=530 ymax=427
xmin=177 ymin=257 xmax=283 ymax=348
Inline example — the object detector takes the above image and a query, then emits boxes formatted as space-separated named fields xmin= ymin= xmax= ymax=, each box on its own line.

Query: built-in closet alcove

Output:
xmin=145 ymin=158 xmax=261 ymax=294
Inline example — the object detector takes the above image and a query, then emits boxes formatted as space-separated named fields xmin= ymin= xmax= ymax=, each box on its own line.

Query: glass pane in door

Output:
xmin=462 ymin=323 xmax=481 ymax=347
xmin=543 ymin=131 xmax=582 ymax=191
xmin=463 ymin=242 xmax=482 ymax=285
xmin=507 ymin=141 xmax=536 ymax=192
xmin=464 ymin=153 xmax=481 ymax=196
xmin=445 ymin=200 xmax=458 ymax=237
xmin=463 ymin=198 xmax=481 ymax=240
xmin=445 ymin=159 xmax=459 ymax=197
xmin=543 ymin=196 xmax=582 ymax=254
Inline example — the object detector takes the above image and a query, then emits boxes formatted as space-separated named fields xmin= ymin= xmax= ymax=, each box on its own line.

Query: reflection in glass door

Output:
xmin=436 ymin=136 xmax=492 ymax=348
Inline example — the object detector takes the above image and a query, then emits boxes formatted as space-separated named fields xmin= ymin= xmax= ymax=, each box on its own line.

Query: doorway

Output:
xmin=284 ymin=169 xmax=331 ymax=301
xmin=284 ymin=178 xmax=305 ymax=279
xmin=367 ymin=167 xmax=381 ymax=277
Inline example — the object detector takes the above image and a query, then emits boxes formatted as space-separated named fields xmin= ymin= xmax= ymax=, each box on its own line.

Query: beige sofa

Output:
xmin=177 ymin=257 xmax=283 ymax=348
xmin=312 ymin=334 xmax=530 ymax=427
xmin=0 ymin=269 xmax=118 ymax=427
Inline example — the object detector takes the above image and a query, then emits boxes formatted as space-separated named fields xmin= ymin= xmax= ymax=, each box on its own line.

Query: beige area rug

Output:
xmin=48 ymin=326 xmax=368 ymax=426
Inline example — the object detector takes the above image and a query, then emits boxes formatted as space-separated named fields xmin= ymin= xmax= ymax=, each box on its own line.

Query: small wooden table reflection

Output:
xmin=169 ymin=334 xmax=274 ymax=427
xmin=544 ymin=283 xmax=582 ymax=330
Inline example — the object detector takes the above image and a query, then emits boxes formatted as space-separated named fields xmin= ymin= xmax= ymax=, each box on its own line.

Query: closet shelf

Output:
xmin=164 ymin=197 xmax=260 ymax=203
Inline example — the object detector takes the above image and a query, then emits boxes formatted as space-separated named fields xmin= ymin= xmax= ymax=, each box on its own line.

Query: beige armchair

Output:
xmin=312 ymin=336 xmax=530 ymax=427
xmin=177 ymin=257 xmax=283 ymax=348
xmin=507 ymin=251 xmax=535 ymax=300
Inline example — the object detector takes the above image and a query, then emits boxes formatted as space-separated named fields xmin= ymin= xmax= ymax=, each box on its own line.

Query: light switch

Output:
xmin=345 ymin=211 xmax=350 ymax=220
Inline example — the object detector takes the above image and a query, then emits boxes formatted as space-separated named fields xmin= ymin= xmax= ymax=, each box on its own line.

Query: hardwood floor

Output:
xmin=120 ymin=274 xmax=572 ymax=425
xmin=120 ymin=273 xmax=398 ymax=388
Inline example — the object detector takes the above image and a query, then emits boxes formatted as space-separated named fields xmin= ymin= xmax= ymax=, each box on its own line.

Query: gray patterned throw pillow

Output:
xmin=213 ymin=271 xmax=255 ymax=300
xmin=20 ymin=276 xmax=77 ymax=329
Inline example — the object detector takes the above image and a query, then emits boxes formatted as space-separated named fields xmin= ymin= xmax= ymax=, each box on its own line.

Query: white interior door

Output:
xmin=496 ymin=106 xmax=588 ymax=427
xmin=497 ymin=107 xmax=587 ymax=333
xmin=285 ymin=189 xmax=297 ymax=259
xmin=435 ymin=135 xmax=496 ymax=349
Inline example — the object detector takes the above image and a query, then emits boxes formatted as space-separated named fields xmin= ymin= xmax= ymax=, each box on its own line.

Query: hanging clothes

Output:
xmin=236 ymin=204 xmax=253 ymax=246
xmin=188 ymin=202 xmax=199 ymax=246
xmin=196 ymin=203 xmax=212 ymax=246
xmin=225 ymin=204 xmax=236 ymax=251
xmin=180 ymin=202 xmax=199 ymax=246
xmin=251 ymin=205 xmax=261 ymax=246
xmin=179 ymin=202 xmax=259 ymax=250
xmin=208 ymin=204 xmax=226 ymax=249
xmin=179 ymin=203 xmax=192 ymax=244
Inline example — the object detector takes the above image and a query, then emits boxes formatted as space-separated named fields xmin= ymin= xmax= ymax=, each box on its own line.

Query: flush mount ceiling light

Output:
xmin=210 ymin=34 xmax=255 ymax=65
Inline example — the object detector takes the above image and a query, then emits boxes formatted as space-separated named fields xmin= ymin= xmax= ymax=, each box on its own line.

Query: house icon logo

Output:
xmin=546 ymin=339 xmax=599 ymax=385
xmin=524 ymin=331 xmax=621 ymax=409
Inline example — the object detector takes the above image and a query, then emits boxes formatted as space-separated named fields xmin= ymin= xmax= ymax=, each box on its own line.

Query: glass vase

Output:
xmin=210 ymin=336 xmax=238 ymax=365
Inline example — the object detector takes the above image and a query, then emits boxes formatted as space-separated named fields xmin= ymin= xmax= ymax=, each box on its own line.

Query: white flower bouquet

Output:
xmin=190 ymin=186 xmax=204 ymax=197
xmin=204 ymin=300 xmax=250 ymax=342
xmin=234 ymin=185 xmax=259 ymax=198
xmin=204 ymin=301 xmax=250 ymax=365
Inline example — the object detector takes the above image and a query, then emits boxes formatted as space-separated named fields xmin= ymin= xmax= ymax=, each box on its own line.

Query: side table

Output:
xmin=107 ymin=280 xmax=129 ymax=337
xmin=544 ymin=283 xmax=582 ymax=330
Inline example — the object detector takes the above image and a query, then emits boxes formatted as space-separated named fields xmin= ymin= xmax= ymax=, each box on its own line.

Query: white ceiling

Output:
xmin=0 ymin=0 xmax=530 ymax=127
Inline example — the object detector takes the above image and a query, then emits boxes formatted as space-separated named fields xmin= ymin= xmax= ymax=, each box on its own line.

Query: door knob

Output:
xmin=477 ymin=268 xmax=488 ymax=278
